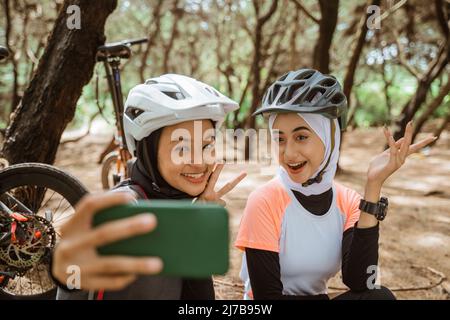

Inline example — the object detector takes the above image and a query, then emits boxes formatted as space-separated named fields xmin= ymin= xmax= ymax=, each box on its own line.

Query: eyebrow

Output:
xmin=292 ymin=126 xmax=311 ymax=133
xmin=276 ymin=126 xmax=311 ymax=134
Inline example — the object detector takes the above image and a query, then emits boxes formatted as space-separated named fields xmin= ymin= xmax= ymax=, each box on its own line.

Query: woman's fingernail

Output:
xmin=140 ymin=214 xmax=156 ymax=226
xmin=147 ymin=258 xmax=163 ymax=271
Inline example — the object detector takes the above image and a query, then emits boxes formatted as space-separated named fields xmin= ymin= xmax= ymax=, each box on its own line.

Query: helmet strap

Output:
xmin=301 ymin=119 xmax=335 ymax=187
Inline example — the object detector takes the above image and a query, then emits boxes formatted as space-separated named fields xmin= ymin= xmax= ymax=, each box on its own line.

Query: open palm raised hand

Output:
xmin=367 ymin=121 xmax=437 ymax=185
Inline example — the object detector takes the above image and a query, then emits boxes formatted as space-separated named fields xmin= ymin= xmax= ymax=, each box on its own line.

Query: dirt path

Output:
xmin=55 ymin=126 xmax=450 ymax=300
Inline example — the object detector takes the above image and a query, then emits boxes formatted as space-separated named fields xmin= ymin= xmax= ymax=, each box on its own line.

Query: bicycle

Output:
xmin=0 ymin=163 xmax=89 ymax=299
xmin=95 ymin=38 xmax=148 ymax=190
xmin=0 ymin=46 xmax=89 ymax=299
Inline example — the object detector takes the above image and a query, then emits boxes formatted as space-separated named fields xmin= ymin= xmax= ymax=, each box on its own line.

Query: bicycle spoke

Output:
xmin=58 ymin=202 xmax=72 ymax=217
xmin=39 ymin=190 xmax=57 ymax=213
xmin=53 ymin=196 xmax=65 ymax=216
xmin=53 ymin=210 xmax=74 ymax=224
xmin=29 ymin=186 xmax=48 ymax=213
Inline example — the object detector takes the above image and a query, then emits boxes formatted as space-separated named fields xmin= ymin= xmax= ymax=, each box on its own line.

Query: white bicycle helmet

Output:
xmin=123 ymin=74 xmax=239 ymax=156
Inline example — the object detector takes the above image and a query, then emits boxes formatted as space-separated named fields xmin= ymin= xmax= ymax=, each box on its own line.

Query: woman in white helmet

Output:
xmin=52 ymin=74 xmax=246 ymax=300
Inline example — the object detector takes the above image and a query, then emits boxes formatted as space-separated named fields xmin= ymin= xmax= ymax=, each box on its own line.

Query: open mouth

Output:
xmin=286 ymin=161 xmax=307 ymax=172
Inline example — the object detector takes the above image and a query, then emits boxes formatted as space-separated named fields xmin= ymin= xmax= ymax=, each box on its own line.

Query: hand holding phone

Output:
xmin=93 ymin=199 xmax=229 ymax=278
xmin=52 ymin=193 xmax=162 ymax=292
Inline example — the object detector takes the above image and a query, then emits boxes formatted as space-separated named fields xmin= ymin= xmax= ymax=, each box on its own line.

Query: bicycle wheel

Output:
xmin=101 ymin=151 xmax=124 ymax=190
xmin=0 ymin=163 xmax=89 ymax=300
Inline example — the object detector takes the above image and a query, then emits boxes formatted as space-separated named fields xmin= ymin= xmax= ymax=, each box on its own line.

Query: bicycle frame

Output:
xmin=98 ymin=38 xmax=148 ymax=185
xmin=103 ymin=59 xmax=127 ymax=149
xmin=100 ymin=59 xmax=130 ymax=183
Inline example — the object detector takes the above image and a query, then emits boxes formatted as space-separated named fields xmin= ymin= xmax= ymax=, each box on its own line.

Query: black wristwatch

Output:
xmin=359 ymin=197 xmax=389 ymax=221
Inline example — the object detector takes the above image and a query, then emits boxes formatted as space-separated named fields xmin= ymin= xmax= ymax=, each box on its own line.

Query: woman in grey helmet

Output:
xmin=235 ymin=68 xmax=436 ymax=300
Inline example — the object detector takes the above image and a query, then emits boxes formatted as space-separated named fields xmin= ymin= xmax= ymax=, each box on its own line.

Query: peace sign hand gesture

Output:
xmin=367 ymin=121 xmax=437 ymax=186
xmin=198 ymin=164 xmax=247 ymax=207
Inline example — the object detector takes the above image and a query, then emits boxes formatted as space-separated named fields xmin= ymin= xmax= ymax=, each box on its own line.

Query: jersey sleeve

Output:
xmin=336 ymin=183 xmax=362 ymax=232
xmin=234 ymin=182 xmax=288 ymax=253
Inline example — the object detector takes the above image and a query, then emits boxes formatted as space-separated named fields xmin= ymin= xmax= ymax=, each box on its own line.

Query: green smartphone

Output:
xmin=92 ymin=200 xmax=229 ymax=278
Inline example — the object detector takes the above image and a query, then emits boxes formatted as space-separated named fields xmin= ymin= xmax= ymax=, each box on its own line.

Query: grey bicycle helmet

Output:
xmin=253 ymin=68 xmax=348 ymax=130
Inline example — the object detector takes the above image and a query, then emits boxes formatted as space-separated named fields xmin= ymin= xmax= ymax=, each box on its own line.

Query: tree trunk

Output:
xmin=162 ymin=0 xmax=182 ymax=74
xmin=312 ymin=0 xmax=339 ymax=74
xmin=244 ymin=0 xmax=279 ymax=130
xmin=343 ymin=0 xmax=381 ymax=108
xmin=139 ymin=0 xmax=163 ymax=83
xmin=3 ymin=0 xmax=21 ymax=116
xmin=1 ymin=0 xmax=118 ymax=165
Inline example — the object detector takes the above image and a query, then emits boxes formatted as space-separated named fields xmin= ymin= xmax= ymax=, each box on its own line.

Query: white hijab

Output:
xmin=269 ymin=113 xmax=341 ymax=196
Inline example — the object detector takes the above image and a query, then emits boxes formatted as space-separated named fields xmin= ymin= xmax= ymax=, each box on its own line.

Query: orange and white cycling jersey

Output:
xmin=235 ymin=176 xmax=361 ymax=299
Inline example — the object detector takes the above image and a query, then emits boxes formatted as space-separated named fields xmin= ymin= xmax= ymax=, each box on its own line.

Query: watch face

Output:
xmin=379 ymin=205 xmax=387 ymax=220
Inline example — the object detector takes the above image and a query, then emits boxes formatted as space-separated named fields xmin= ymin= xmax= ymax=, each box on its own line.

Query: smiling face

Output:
xmin=272 ymin=113 xmax=325 ymax=184
xmin=157 ymin=119 xmax=216 ymax=197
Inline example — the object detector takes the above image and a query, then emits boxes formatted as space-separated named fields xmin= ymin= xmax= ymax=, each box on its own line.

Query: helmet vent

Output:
xmin=125 ymin=107 xmax=145 ymax=120
xmin=330 ymin=92 xmax=345 ymax=105
xmin=277 ymin=72 xmax=289 ymax=82
xmin=211 ymin=88 xmax=221 ymax=97
xmin=204 ymin=87 xmax=216 ymax=96
xmin=287 ymin=82 xmax=306 ymax=100
xmin=305 ymin=87 xmax=326 ymax=104
xmin=319 ymin=77 xmax=337 ymax=87
xmin=271 ymin=84 xmax=281 ymax=104
xmin=162 ymin=91 xmax=185 ymax=100
xmin=295 ymin=70 xmax=315 ymax=80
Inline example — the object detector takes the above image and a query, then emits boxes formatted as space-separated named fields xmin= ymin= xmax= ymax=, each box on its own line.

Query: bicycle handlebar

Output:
xmin=0 ymin=46 xmax=9 ymax=61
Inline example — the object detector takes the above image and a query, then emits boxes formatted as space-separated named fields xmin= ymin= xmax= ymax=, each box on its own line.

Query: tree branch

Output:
xmin=393 ymin=29 xmax=422 ymax=79
xmin=412 ymin=77 xmax=450 ymax=141
xmin=434 ymin=0 xmax=449 ymax=38
xmin=259 ymin=0 xmax=279 ymax=26
xmin=291 ymin=0 xmax=319 ymax=24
